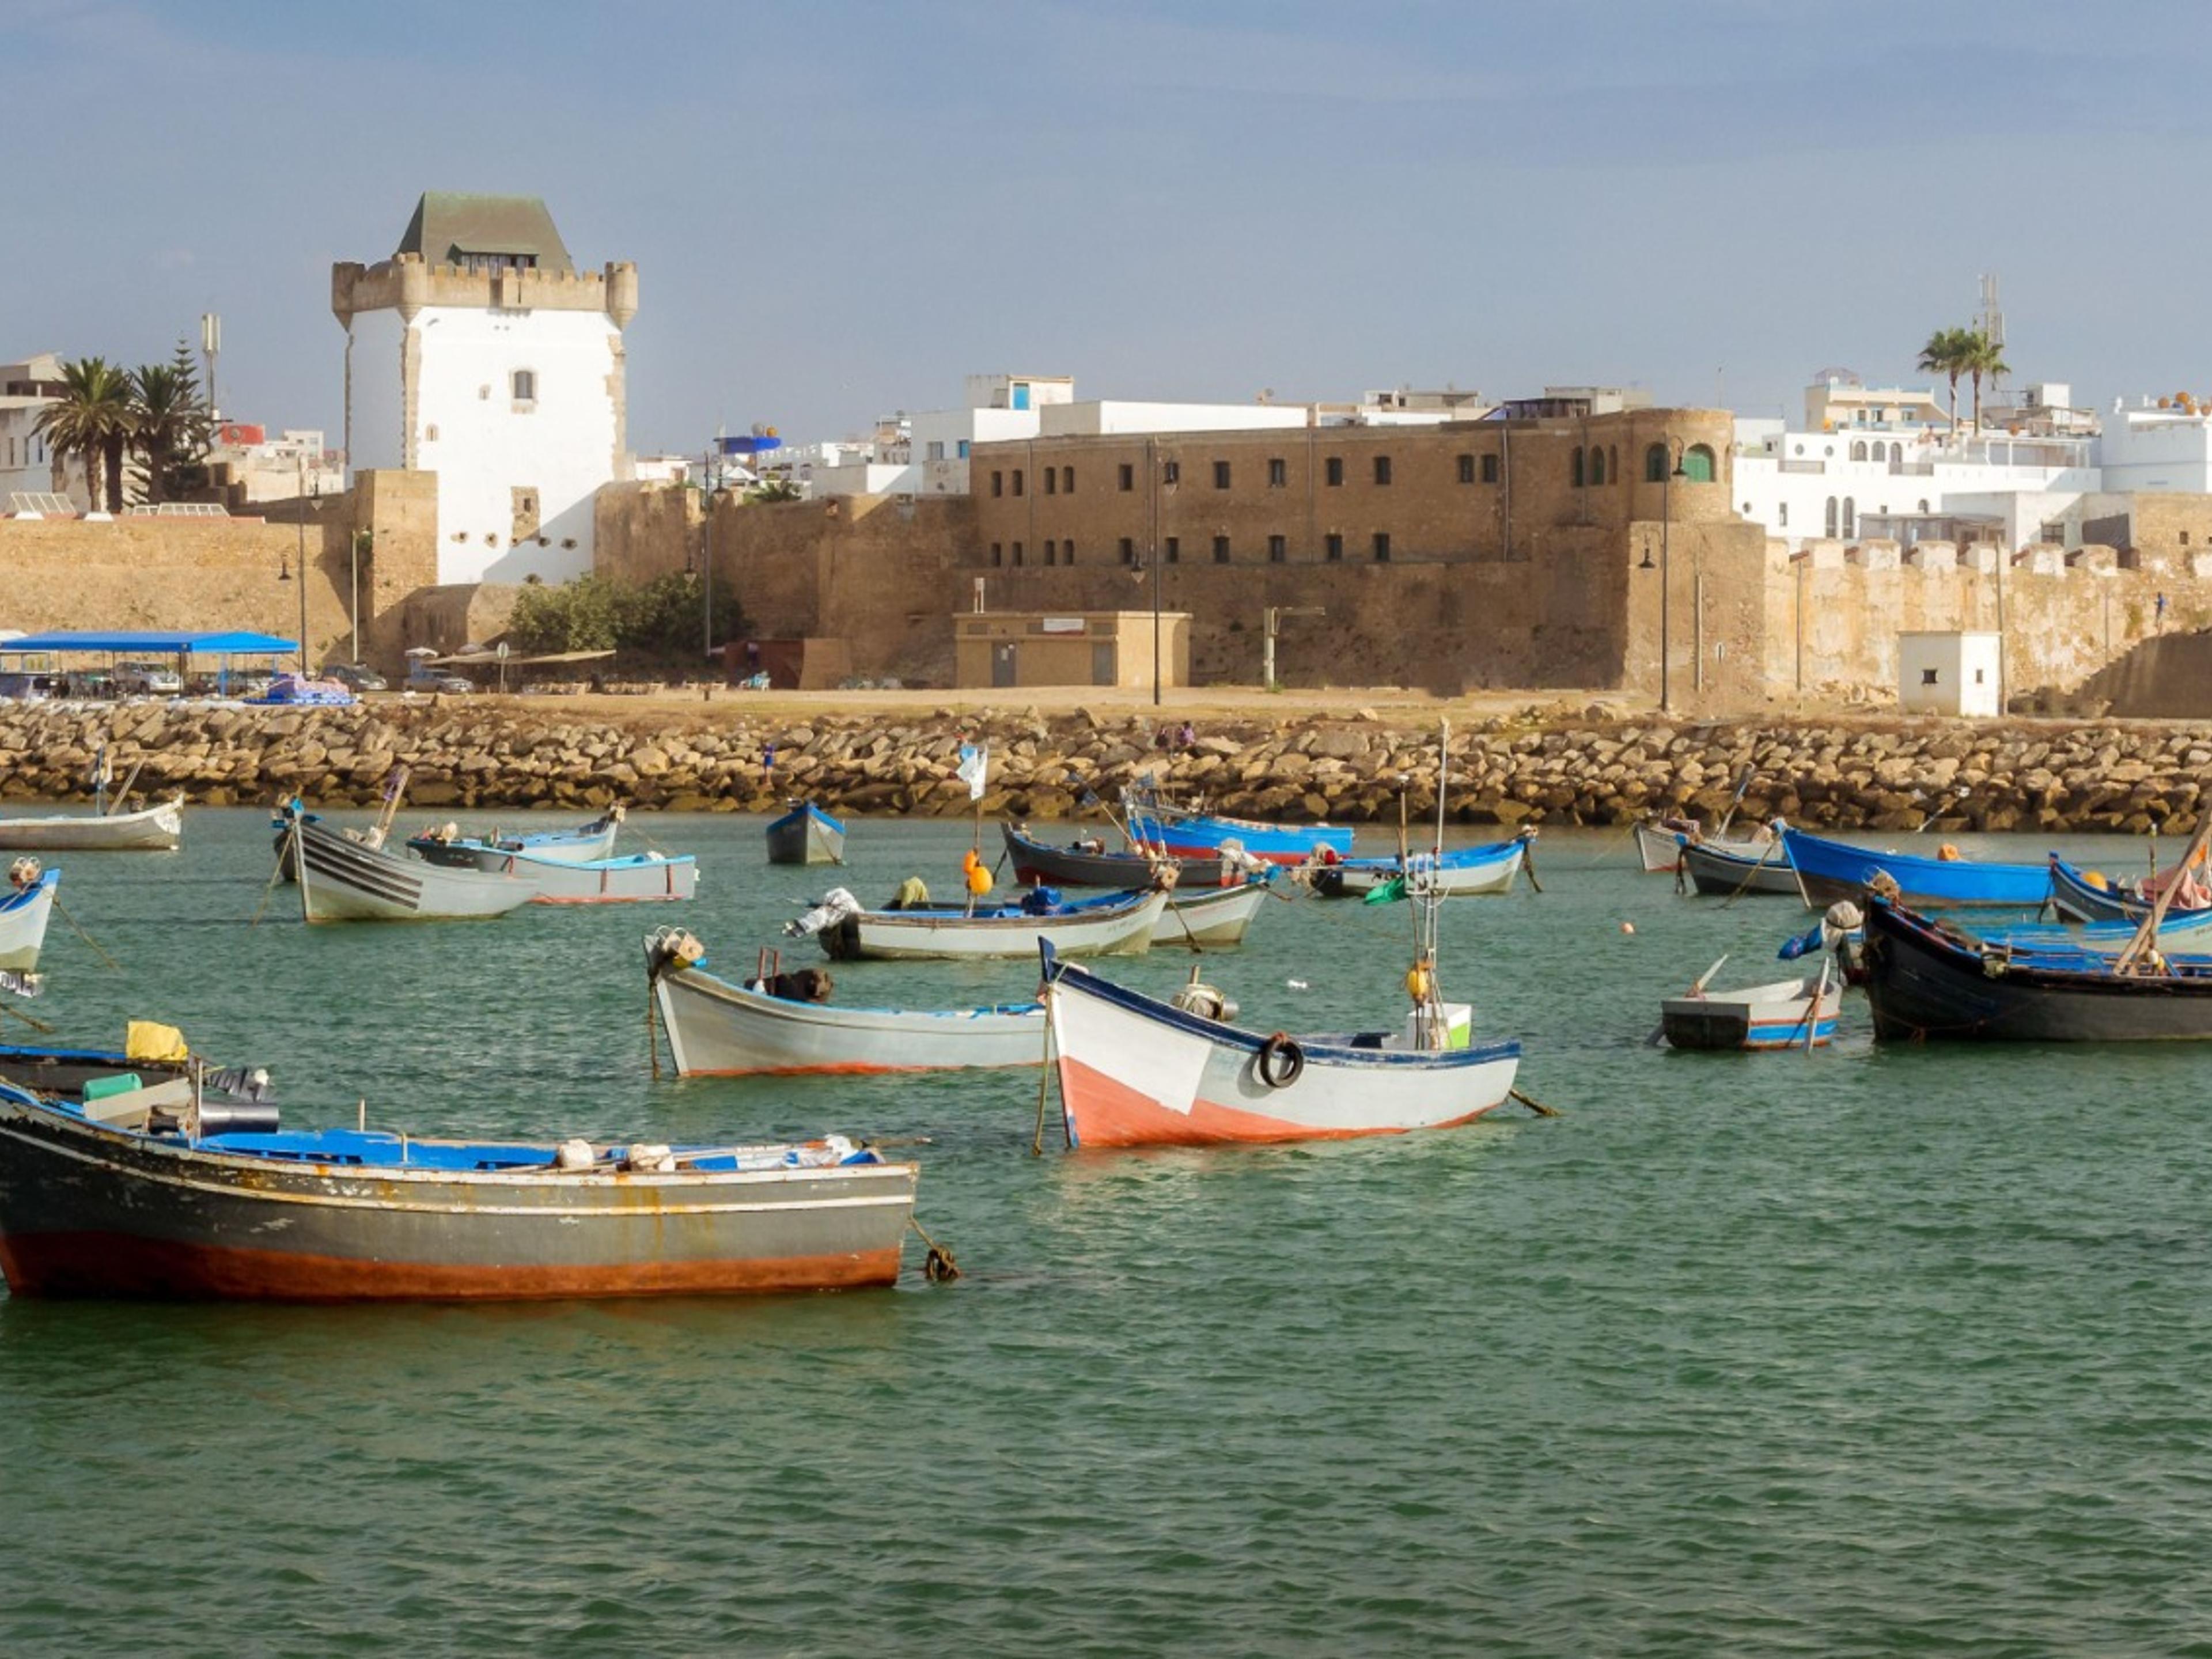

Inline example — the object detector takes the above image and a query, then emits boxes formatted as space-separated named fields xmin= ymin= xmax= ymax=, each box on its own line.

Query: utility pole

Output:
xmin=1262 ymin=606 xmax=1325 ymax=691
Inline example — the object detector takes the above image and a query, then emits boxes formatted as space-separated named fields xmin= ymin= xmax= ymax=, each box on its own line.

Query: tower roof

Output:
xmin=396 ymin=193 xmax=574 ymax=274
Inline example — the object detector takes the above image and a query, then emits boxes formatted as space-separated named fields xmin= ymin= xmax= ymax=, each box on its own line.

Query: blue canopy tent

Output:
xmin=0 ymin=631 xmax=302 ymax=696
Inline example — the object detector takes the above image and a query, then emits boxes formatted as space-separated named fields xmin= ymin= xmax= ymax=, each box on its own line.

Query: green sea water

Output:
xmin=5 ymin=812 xmax=2212 ymax=1656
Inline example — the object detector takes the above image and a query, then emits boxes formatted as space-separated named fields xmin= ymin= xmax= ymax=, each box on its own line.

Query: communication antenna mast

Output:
xmin=199 ymin=313 xmax=221 ymax=423
xmin=1978 ymin=272 xmax=2005 ymax=351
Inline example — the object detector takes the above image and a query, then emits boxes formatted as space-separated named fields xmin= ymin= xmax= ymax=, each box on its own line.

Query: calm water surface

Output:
xmin=5 ymin=813 xmax=2212 ymax=1655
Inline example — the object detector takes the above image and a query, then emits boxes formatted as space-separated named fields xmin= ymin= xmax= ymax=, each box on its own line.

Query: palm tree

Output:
xmin=1915 ymin=327 xmax=1975 ymax=437
xmin=33 ymin=357 xmax=135 ymax=513
xmin=130 ymin=345 xmax=210 ymax=505
xmin=1960 ymin=329 xmax=2011 ymax=432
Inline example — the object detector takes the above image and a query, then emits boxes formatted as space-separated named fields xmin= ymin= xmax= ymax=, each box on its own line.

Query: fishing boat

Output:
xmin=765 ymin=800 xmax=846 ymax=866
xmin=1154 ymin=878 xmax=1275 ymax=946
xmin=490 ymin=848 xmax=698 ymax=905
xmin=2047 ymin=854 xmax=2212 ymax=925
xmin=1122 ymin=790 xmax=1353 ymax=867
xmin=1312 ymin=832 xmax=1533 ymax=899
xmin=407 ymin=806 xmax=625 ymax=871
xmin=645 ymin=930 xmax=1044 ymax=1075
xmin=1634 ymin=767 xmax=1762 ymax=872
xmin=1676 ymin=834 xmax=1801 ymax=897
xmin=786 ymin=884 xmax=1168 ymax=961
xmin=0 ymin=794 xmax=182 ymax=853
xmin=0 ymin=1024 xmax=273 ymax=1125
xmin=1002 ymin=821 xmax=1239 ymax=888
xmin=0 ymin=866 xmax=58 ymax=971
xmin=1041 ymin=947 xmax=1521 ymax=1147
xmin=1661 ymin=955 xmax=1841 ymax=1050
xmin=279 ymin=807 xmax=536 ymax=923
xmin=0 ymin=1080 xmax=918 ymax=1300
xmin=1781 ymin=826 xmax=2053 ymax=909
xmin=1857 ymin=896 xmax=2212 ymax=1043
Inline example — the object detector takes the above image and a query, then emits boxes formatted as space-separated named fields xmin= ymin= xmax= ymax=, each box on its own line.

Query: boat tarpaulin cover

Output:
xmin=126 ymin=1021 xmax=189 ymax=1063
xmin=0 ymin=630 xmax=300 ymax=655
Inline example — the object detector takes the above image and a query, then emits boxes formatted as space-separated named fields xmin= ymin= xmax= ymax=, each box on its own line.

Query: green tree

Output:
xmin=744 ymin=478 xmax=802 ymax=505
xmin=33 ymin=357 xmax=134 ymax=512
xmin=1960 ymin=329 xmax=2011 ymax=431
xmin=1915 ymin=327 xmax=1976 ymax=437
xmin=130 ymin=342 xmax=211 ymax=504
xmin=507 ymin=574 xmax=622 ymax=654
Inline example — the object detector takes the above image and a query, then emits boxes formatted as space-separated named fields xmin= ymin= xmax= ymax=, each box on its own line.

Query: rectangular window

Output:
xmin=1921 ymin=667 xmax=1939 ymax=685
xmin=1457 ymin=454 xmax=1475 ymax=484
xmin=926 ymin=440 xmax=945 ymax=461
xmin=991 ymin=471 xmax=1003 ymax=498
xmin=1212 ymin=535 xmax=1230 ymax=563
xmin=1268 ymin=458 xmax=1287 ymax=487
xmin=957 ymin=439 xmax=971 ymax=459
xmin=1012 ymin=469 xmax=1025 ymax=497
xmin=1119 ymin=463 xmax=1134 ymax=491
xmin=1373 ymin=532 xmax=1391 ymax=562
xmin=1044 ymin=469 xmax=1056 ymax=495
xmin=1044 ymin=539 xmax=1057 ymax=562
xmin=1162 ymin=460 xmax=1180 ymax=486
xmin=1480 ymin=453 xmax=1499 ymax=484
xmin=1325 ymin=457 xmax=1344 ymax=487
xmin=991 ymin=542 xmax=1002 ymax=565
xmin=1011 ymin=541 xmax=1024 ymax=565
xmin=1120 ymin=537 xmax=1135 ymax=565
xmin=1064 ymin=539 xmax=1076 ymax=563
xmin=1374 ymin=456 xmax=1393 ymax=486
xmin=1165 ymin=536 xmax=1180 ymax=564
xmin=1213 ymin=460 xmax=1232 ymax=489
xmin=1325 ymin=533 xmax=1343 ymax=562
xmin=1062 ymin=467 xmax=1074 ymax=493
xmin=1268 ymin=534 xmax=1287 ymax=563
xmin=1778 ymin=502 xmax=1787 ymax=527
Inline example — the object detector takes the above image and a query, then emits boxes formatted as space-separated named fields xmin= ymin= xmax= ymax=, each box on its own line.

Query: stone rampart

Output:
xmin=2 ymin=699 xmax=2208 ymax=836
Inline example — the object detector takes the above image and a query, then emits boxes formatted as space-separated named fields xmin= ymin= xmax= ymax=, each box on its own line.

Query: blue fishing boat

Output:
xmin=0 ymin=1080 xmax=919 ymax=1301
xmin=1123 ymin=792 xmax=1353 ymax=868
xmin=407 ymin=806 xmax=625 ymax=871
xmin=1312 ymin=833 xmax=1533 ymax=898
xmin=2047 ymin=854 xmax=2212 ymax=925
xmin=1781 ymin=827 xmax=2053 ymax=909
xmin=766 ymin=800 xmax=846 ymax=866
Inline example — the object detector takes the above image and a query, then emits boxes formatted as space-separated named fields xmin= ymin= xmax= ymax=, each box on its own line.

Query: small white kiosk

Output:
xmin=1899 ymin=630 xmax=2002 ymax=717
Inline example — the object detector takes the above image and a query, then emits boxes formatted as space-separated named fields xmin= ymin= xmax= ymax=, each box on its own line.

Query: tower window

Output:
xmin=1268 ymin=458 xmax=1287 ymax=487
xmin=511 ymin=369 xmax=537 ymax=405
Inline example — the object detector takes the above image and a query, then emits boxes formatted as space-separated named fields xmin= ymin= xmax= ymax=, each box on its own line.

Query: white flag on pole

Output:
xmin=957 ymin=742 xmax=989 ymax=801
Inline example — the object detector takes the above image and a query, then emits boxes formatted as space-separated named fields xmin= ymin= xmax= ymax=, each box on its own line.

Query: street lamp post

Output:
xmin=293 ymin=453 xmax=310 ymax=673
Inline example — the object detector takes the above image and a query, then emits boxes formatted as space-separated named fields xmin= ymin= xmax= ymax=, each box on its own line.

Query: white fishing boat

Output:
xmin=407 ymin=807 xmax=624 ymax=870
xmin=497 ymin=849 xmax=698 ymax=904
xmin=0 ymin=867 xmax=59 ymax=971
xmin=281 ymin=808 xmax=535 ymax=923
xmin=645 ymin=931 xmax=1044 ymax=1075
xmin=1153 ymin=880 xmax=1275 ymax=946
xmin=0 ymin=794 xmax=182 ymax=853
xmin=1660 ymin=954 xmax=1842 ymax=1050
xmin=1313 ymin=833 xmax=1533 ymax=899
xmin=785 ymin=885 xmax=1167 ymax=962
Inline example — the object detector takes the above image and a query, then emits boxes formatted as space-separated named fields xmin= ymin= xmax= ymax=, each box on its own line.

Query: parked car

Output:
xmin=407 ymin=669 xmax=475 ymax=695
xmin=114 ymin=661 xmax=184 ymax=696
xmin=323 ymin=662 xmax=388 ymax=692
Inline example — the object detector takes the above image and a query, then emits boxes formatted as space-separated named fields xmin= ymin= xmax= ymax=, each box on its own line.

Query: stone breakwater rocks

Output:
xmin=2 ymin=699 xmax=2210 ymax=836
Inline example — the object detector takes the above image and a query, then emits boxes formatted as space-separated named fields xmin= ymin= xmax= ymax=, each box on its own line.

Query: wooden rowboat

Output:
xmin=1312 ymin=834 xmax=1532 ymax=899
xmin=1154 ymin=880 xmax=1275 ymax=946
xmin=646 ymin=931 xmax=1043 ymax=1075
xmin=1002 ymin=821 xmax=1236 ymax=888
xmin=407 ymin=808 xmax=624 ymax=870
xmin=1676 ymin=836 xmax=1803 ymax=897
xmin=1782 ymin=827 xmax=2052 ymax=909
xmin=0 ymin=1080 xmax=916 ymax=1301
xmin=1041 ymin=946 xmax=1521 ymax=1148
xmin=2047 ymin=854 xmax=2212 ymax=926
xmin=1122 ymin=791 xmax=1352 ymax=867
xmin=495 ymin=849 xmax=699 ymax=905
xmin=1661 ymin=967 xmax=1840 ymax=1050
xmin=0 ymin=869 xmax=58 ymax=971
xmin=282 ymin=808 xmax=535 ymax=923
xmin=0 ymin=794 xmax=181 ymax=852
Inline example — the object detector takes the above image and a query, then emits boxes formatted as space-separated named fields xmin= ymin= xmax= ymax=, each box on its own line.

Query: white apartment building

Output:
xmin=0 ymin=353 xmax=86 ymax=510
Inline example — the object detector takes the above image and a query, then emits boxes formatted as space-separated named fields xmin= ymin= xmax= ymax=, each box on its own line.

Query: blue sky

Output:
xmin=7 ymin=1 xmax=2211 ymax=452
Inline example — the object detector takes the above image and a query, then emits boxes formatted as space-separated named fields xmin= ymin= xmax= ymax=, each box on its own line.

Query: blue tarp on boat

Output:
xmin=0 ymin=630 xmax=300 ymax=656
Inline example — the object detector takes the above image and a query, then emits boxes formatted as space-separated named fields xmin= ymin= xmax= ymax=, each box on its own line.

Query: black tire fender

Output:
xmin=1256 ymin=1032 xmax=1305 ymax=1089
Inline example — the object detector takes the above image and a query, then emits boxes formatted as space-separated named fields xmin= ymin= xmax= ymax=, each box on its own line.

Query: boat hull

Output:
xmin=1678 ymin=839 xmax=1801 ymax=897
xmin=1153 ymin=882 xmax=1272 ymax=945
xmin=825 ymin=889 xmax=1168 ymax=961
xmin=1635 ymin=821 xmax=1692 ymax=873
xmin=1662 ymin=977 xmax=1840 ymax=1049
xmin=1046 ymin=959 xmax=1520 ymax=1147
xmin=1861 ymin=900 xmax=2212 ymax=1042
xmin=1124 ymin=802 xmax=1352 ymax=866
xmin=291 ymin=817 xmax=535 ymax=922
xmin=1313 ymin=838 xmax=1528 ymax=898
xmin=0 ymin=871 xmax=56 ymax=971
xmin=1782 ymin=828 xmax=2051 ymax=909
xmin=408 ymin=815 xmax=622 ymax=871
xmin=0 ymin=1099 xmax=915 ymax=1301
xmin=0 ymin=796 xmax=181 ymax=852
xmin=652 ymin=960 xmax=1044 ymax=1077
xmin=1002 ymin=823 xmax=1226 ymax=887
xmin=502 ymin=851 xmax=698 ymax=904
xmin=766 ymin=804 xmax=846 ymax=866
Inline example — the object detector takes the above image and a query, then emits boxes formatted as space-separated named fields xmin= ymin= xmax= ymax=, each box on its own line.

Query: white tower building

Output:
xmin=333 ymin=193 xmax=638 ymax=585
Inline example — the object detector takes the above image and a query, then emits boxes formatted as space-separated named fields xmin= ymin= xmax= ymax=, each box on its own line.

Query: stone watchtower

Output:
xmin=332 ymin=192 xmax=639 ymax=586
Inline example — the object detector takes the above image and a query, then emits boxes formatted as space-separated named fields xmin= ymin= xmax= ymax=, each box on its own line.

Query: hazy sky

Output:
xmin=9 ymin=1 xmax=2212 ymax=453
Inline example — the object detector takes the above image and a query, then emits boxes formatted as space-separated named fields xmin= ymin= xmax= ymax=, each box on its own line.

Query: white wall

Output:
xmin=408 ymin=305 xmax=620 ymax=584
xmin=910 ymin=406 xmax=1040 ymax=494
xmin=0 ymin=406 xmax=81 ymax=508
xmin=2097 ymin=415 xmax=2212 ymax=494
xmin=1043 ymin=400 xmax=1310 ymax=437
xmin=1899 ymin=633 xmax=2001 ymax=717
xmin=347 ymin=309 xmax=406 ymax=475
